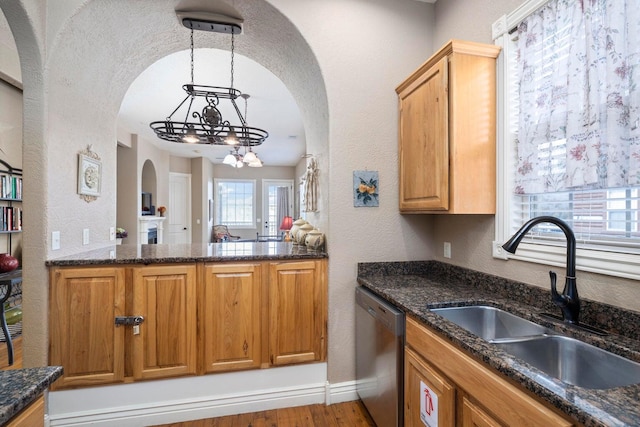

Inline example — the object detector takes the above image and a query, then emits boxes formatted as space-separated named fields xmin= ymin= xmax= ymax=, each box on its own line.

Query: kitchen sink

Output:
xmin=431 ymin=305 xmax=640 ymax=389
xmin=430 ymin=305 xmax=552 ymax=342
xmin=494 ymin=335 xmax=640 ymax=389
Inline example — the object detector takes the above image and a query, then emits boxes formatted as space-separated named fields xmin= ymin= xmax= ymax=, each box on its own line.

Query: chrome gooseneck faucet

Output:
xmin=502 ymin=216 xmax=580 ymax=324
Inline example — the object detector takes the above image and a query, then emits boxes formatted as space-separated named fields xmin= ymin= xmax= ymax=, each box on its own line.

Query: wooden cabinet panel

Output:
xmin=132 ymin=264 xmax=197 ymax=380
xmin=200 ymin=263 xmax=261 ymax=373
xmin=405 ymin=348 xmax=455 ymax=427
xmin=6 ymin=395 xmax=44 ymax=427
xmin=397 ymin=40 xmax=501 ymax=214
xmin=399 ymin=56 xmax=449 ymax=211
xmin=268 ymin=260 xmax=326 ymax=366
xmin=461 ymin=397 xmax=503 ymax=427
xmin=49 ymin=267 xmax=125 ymax=389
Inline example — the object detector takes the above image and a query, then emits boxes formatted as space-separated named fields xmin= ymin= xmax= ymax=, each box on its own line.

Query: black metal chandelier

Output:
xmin=150 ymin=16 xmax=268 ymax=149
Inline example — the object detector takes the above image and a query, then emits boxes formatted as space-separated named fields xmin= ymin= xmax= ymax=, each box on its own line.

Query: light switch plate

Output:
xmin=444 ymin=242 xmax=452 ymax=259
xmin=52 ymin=231 xmax=61 ymax=250
xmin=83 ymin=228 xmax=90 ymax=245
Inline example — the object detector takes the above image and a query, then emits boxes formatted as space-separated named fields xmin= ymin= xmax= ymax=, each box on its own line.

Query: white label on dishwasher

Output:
xmin=420 ymin=380 xmax=438 ymax=427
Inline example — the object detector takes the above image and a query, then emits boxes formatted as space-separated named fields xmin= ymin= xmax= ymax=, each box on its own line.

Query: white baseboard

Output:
xmin=48 ymin=364 xmax=359 ymax=426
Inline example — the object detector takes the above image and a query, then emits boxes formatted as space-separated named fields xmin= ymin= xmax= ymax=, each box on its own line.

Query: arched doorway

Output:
xmin=1 ymin=0 xmax=329 ymax=369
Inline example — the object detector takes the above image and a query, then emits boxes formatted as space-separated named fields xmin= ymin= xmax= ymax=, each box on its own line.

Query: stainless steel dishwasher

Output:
xmin=356 ymin=286 xmax=405 ymax=427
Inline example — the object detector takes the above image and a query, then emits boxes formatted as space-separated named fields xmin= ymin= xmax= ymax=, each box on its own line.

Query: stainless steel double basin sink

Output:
xmin=430 ymin=305 xmax=640 ymax=389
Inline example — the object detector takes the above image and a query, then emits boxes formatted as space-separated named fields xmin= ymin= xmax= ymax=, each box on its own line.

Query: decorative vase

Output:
xmin=290 ymin=218 xmax=307 ymax=244
xmin=0 ymin=253 xmax=19 ymax=273
xmin=296 ymin=223 xmax=314 ymax=245
xmin=305 ymin=230 xmax=325 ymax=251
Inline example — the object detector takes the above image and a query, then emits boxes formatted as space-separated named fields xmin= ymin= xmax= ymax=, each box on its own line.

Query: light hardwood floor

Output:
xmin=153 ymin=401 xmax=376 ymax=427
xmin=2 ymin=338 xmax=374 ymax=426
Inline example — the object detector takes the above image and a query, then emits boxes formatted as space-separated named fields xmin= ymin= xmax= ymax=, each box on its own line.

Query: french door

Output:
xmin=261 ymin=179 xmax=293 ymax=237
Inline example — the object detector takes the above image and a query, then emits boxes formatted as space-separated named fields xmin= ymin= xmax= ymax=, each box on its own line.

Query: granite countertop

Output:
xmin=0 ymin=366 xmax=63 ymax=424
xmin=46 ymin=242 xmax=327 ymax=266
xmin=357 ymin=261 xmax=640 ymax=427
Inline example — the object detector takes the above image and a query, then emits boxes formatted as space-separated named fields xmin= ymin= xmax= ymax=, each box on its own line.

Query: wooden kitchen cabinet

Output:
xmin=396 ymin=40 xmax=501 ymax=214
xmin=50 ymin=264 xmax=197 ymax=389
xmin=405 ymin=317 xmax=574 ymax=427
xmin=405 ymin=347 xmax=455 ymax=427
xmin=49 ymin=259 xmax=327 ymax=389
xmin=200 ymin=262 xmax=262 ymax=373
xmin=49 ymin=266 xmax=126 ymax=389
xmin=461 ymin=397 xmax=502 ymax=427
xmin=268 ymin=259 xmax=327 ymax=366
xmin=131 ymin=264 xmax=197 ymax=380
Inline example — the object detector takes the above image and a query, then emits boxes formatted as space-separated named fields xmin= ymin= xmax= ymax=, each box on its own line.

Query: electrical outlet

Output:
xmin=109 ymin=227 xmax=116 ymax=241
xmin=83 ymin=228 xmax=90 ymax=245
xmin=444 ymin=242 xmax=452 ymax=259
xmin=52 ymin=231 xmax=61 ymax=250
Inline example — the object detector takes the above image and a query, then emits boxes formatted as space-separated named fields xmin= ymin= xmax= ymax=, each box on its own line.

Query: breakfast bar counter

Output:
xmin=45 ymin=242 xmax=327 ymax=266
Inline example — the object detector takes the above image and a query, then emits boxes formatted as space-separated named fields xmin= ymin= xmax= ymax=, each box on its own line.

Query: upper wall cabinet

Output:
xmin=396 ymin=40 xmax=501 ymax=214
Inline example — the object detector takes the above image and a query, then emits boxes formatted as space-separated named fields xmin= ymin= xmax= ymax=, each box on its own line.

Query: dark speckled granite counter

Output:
xmin=357 ymin=261 xmax=640 ymax=427
xmin=46 ymin=242 xmax=327 ymax=266
xmin=0 ymin=366 xmax=63 ymax=425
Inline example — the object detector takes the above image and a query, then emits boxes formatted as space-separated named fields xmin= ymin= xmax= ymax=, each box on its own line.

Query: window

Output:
xmin=493 ymin=0 xmax=640 ymax=279
xmin=214 ymin=179 xmax=256 ymax=228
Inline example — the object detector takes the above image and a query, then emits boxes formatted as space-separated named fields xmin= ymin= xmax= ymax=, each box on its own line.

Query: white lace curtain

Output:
xmin=515 ymin=0 xmax=640 ymax=194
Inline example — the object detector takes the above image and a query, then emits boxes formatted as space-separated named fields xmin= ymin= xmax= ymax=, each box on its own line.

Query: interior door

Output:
xmin=261 ymin=179 xmax=293 ymax=236
xmin=168 ymin=172 xmax=191 ymax=244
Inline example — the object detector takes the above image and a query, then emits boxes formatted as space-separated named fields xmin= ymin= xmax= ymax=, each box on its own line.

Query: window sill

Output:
xmin=493 ymin=241 xmax=640 ymax=281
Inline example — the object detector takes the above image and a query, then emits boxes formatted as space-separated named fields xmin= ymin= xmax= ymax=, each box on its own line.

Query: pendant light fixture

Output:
xmin=150 ymin=13 xmax=268 ymax=157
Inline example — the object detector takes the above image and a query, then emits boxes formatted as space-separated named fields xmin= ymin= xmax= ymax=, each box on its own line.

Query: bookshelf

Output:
xmin=0 ymin=159 xmax=21 ymax=366
xmin=0 ymin=159 xmax=22 ymax=253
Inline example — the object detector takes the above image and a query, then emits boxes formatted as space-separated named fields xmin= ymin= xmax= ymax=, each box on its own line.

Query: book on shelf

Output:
xmin=0 ymin=206 xmax=21 ymax=231
xmin=0 ymin=174 xmax=22 ymax=199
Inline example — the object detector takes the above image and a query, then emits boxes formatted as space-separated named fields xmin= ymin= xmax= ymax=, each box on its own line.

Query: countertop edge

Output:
xmin=0 ymin=366 xmax=63 ymax=425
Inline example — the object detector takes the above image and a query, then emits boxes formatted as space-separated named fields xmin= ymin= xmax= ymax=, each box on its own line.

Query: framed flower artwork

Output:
xmin=353 ymin=170 xmax=379 ymax=207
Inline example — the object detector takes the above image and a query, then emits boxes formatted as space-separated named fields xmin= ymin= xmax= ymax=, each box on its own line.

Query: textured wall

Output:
xmin=430 ymin=0 xmax=640 ymax=313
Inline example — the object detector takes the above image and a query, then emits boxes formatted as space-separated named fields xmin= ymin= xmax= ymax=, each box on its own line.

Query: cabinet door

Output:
xmin=268 ymin=260 xmax=326 ymax=365
xmin=398 ymin=56 xmax=449 ymax=212
xmin=461 ymin=397 xmax=503 ymax=427
xmin=49 ymin=267 xmax=125 ymax=389
xmin=201 ymin=263 xmax=261 ymax=373
xmin=132 ymin=264 xmax=197 ymax=380
xmin=405 ymin=347 xmax=455 ymax=427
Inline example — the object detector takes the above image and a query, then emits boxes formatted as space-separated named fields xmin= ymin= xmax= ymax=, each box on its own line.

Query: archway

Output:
xmin=1 ymin=0 xmax=329 ymax=368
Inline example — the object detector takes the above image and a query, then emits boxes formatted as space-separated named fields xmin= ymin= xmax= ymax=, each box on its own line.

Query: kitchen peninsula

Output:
xmin=46 ymin=242 xmax=327 ymax=390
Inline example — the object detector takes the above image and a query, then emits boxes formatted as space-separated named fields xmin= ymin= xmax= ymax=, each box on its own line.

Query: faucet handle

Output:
xmin=549 ymin=270 xmax=565 ymax=302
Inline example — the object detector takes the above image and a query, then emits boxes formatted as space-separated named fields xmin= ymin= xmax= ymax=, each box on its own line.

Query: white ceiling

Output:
xmin=118 ymin=47 xmax=306 ymax=167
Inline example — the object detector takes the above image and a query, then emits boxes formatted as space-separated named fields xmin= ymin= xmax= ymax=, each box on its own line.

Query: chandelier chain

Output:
xmin=244 ymin=96 xmax=248 ymax=123
xmin=189 ymin=29 xmax=195 ymax=85
xmin=230 ymin=32 xmax=235 ymax=89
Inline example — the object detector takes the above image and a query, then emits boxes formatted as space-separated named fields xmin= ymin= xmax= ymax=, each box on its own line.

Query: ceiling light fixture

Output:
xmin=150 ymin=13 xmax=268 ymax=156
